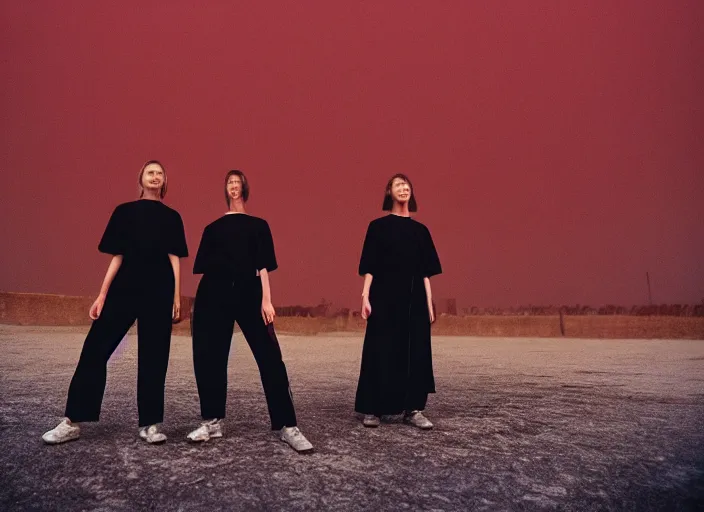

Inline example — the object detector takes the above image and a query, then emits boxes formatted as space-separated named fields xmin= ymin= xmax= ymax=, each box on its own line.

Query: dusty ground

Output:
xmin=1 ymin=325 xmax=703 ymax=511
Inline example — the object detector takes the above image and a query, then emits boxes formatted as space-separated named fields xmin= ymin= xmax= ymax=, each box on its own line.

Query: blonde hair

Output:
xmin=138 ymin=160 xmax=168 ymax=199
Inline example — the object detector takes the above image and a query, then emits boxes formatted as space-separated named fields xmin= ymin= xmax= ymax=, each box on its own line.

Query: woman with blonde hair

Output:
xmin=42 ymin=160 xmax=188 ymax=444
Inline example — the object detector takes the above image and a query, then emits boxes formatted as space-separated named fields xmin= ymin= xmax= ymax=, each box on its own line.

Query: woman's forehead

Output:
xmin=144 ymin=163 xmax=163 ymax=173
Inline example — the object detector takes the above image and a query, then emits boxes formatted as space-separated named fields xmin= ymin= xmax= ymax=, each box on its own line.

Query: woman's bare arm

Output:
xmin=361 ymin=273 xmax=373 ymax=319
xmin=89 ymin=255 xmax=123 ymax=319
xmin=260 ymin=268 xmax=276 ymax=325
xmin=168 ymin=254 xmax=181 ymax=321
xmin=424 ymin=277 xmax=435 ymax=323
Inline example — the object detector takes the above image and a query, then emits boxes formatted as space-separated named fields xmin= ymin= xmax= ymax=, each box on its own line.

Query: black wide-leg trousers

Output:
xmin=192 ymin=275 xmax=297 ymax=430
xmin=65 ymin=289 xmax=173 ymax=427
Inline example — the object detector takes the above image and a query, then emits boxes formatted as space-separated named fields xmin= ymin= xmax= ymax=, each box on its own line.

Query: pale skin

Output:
xmin=226 ymin=174 xmax=276 ymax=325
xmin=71 ymin=164 xmax=181 ymax=427
xmin=361 ymin=177 xmax=435 ymax=324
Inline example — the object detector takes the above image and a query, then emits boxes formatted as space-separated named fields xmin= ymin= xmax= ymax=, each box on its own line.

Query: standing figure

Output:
xmin=42 ymin=160 xmax=188 ymax=444
xmin=186 ymin=170 xmax=313 ymax=454
xmin=355 ymin=174 xmax=442 ymax=429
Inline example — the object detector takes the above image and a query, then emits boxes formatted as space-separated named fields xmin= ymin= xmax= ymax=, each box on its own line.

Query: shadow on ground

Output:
xmin=1 ymin=326 xmax=703 ymax=511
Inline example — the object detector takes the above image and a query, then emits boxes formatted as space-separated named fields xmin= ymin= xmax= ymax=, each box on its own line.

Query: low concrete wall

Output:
xmin=562 ymin=314 xmax=704 ymax=340
xmin=0 ymin=292 xmax=94 ymax=327
xmin=277 ymin=314 xmax=704 ymax=339
xmin=1 ymin=292 xmax=703 ymax=339
xmin=0 ymin=292 xmax=194 ymax=333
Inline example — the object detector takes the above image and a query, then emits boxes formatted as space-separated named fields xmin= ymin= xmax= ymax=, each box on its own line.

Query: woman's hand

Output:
xmin=261 ymin=298 xmax=276 ymax=325
xmin=361 ymin=295 xmax=372 ymax=320
xmin=427 ymin=298 xmax=436 ymax=324
xmin=89 ymin=293 xmax=106 ymax=320
xmin=172 ymin=296 xmax=181 ymax=323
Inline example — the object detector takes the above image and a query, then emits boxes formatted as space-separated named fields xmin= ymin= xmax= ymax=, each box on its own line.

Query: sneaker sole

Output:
xmin=403 ymin=420 xmax=433 ymax=430
xmin=280 ymin=439 xmax=315 ymax=454
xmin=139 ymin=434 xmax=168 ymax=445
xmin=187 ymin=431 xmax=223 ymax=443
xmin=144 ymin=438 xmax=167 ymax=445
xmin=289 ymin=445 xmax=315 ymax=455
xmin=43 ymin=435 xmax=80 ymax=445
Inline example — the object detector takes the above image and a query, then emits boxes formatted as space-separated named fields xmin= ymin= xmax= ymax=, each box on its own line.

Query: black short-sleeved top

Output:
xmin=359 ymin=214 xmax=442 ymax=278
xmin=193 ymin=213 xmax=278 ymax=278
xmin=99 ymin=199 xmax=188 ymax=292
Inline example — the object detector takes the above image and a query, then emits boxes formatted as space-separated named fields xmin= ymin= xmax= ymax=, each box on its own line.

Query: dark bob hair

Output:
xmin=382 ymin=173 xmax=417 ymax=212
xmin=224 ymin=170 xmax=249 ymax=207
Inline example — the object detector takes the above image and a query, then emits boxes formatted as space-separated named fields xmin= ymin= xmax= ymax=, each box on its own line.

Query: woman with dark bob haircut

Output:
xmin=186 ymin=170 xmax=313 ymax=453
xmin=42 ymin=160 xmax=188 ymax=445
xmin=355 ymin=173 xmax=442 ymax=429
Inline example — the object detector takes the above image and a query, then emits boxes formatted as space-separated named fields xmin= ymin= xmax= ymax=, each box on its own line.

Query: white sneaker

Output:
xmin=42 ymin=418 xmax=80 ymax=444
xmin=280 ymin=426 xmax=314 ymax=454
xmin=187 ymin=419 xmax=223 ymax=443
xmin=403 ymin=410 xmax=433 ymax=430
xmin=362 ymin=415 xmax=381 ymax=428
xmin=138 ymin=424 xmax=167 ymax=444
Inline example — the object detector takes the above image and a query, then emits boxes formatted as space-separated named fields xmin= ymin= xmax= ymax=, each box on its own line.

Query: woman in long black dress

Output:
xmin=355 ymin=174 xmax=442 ymax=429
xmin=42 ymin=160 xmax=188 ymax=444
xmin=186 ymin=170 xmax=313 ymax=453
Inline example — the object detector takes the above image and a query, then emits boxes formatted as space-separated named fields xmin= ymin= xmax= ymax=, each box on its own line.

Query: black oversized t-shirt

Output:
xmin=193 ymin=213 xmax=277 ymax=278
xmin=99 ymin=199 xmax=188 ymax=292
xmin=358 ymin=214 xmax=441 ymax=278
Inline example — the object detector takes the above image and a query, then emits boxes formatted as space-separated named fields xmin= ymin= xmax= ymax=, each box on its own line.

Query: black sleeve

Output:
xmin=192 ymin=226 xmax=212 ymax=275
xmin=255 ymin=220 xmax=278 ymax=272
xmin=422 ymin=225 xmax=442 ymax=278
xmin=169 ymin=211 xmax=189 ymax=258
xmin=358 ymin=221 xmax=379 ymax=276
xmin=98 ymin=205 xmax=127 ymax=255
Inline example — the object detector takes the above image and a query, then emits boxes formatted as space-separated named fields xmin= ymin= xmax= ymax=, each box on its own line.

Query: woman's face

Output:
xmin=227 ymin=174 xmax=244 ymax=202
xmin=141 ymin=163 xmax=165 ymax=195
xmin=390 ymin=177 xmax=411 ymax=204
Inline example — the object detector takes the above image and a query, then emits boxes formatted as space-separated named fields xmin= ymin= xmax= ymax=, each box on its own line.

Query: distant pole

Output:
xmin=646 ymin=271 xmax=653 ymax=306
xmin=559 ymin=308 xmax=565 ymax=337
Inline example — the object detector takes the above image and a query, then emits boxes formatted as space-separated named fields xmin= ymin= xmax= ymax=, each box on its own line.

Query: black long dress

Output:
xmin=354 ymin=214 xmax=442 ymax=416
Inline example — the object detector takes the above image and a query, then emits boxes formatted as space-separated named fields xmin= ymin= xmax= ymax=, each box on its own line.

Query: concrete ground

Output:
xmin=1 ymin=325 xmax=703 ymax=511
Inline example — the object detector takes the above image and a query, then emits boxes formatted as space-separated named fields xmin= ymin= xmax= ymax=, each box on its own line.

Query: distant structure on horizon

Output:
xmin=436 ymin=298 xmax=457 ymax=316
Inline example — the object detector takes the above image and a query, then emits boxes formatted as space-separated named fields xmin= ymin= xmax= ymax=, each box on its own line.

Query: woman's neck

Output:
xmin=141 ymin=189 xmax=161 ymax=201
xmin=228 ymin=199 xmax=247 ymax=214
xmin=390 ymin=202 xmax=411 ymax=217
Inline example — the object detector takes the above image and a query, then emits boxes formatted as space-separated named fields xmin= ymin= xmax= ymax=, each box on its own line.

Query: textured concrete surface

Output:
xmin=1 ymin=325 xmax=703 ymax=511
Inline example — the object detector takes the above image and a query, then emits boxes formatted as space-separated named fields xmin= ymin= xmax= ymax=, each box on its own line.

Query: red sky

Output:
xmin=1 ymin=1 xmax=702 ymax=309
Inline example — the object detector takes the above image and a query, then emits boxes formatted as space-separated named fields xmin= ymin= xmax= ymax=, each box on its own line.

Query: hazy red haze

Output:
xmin=1 ymin=1 xmax=703 ymax=310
